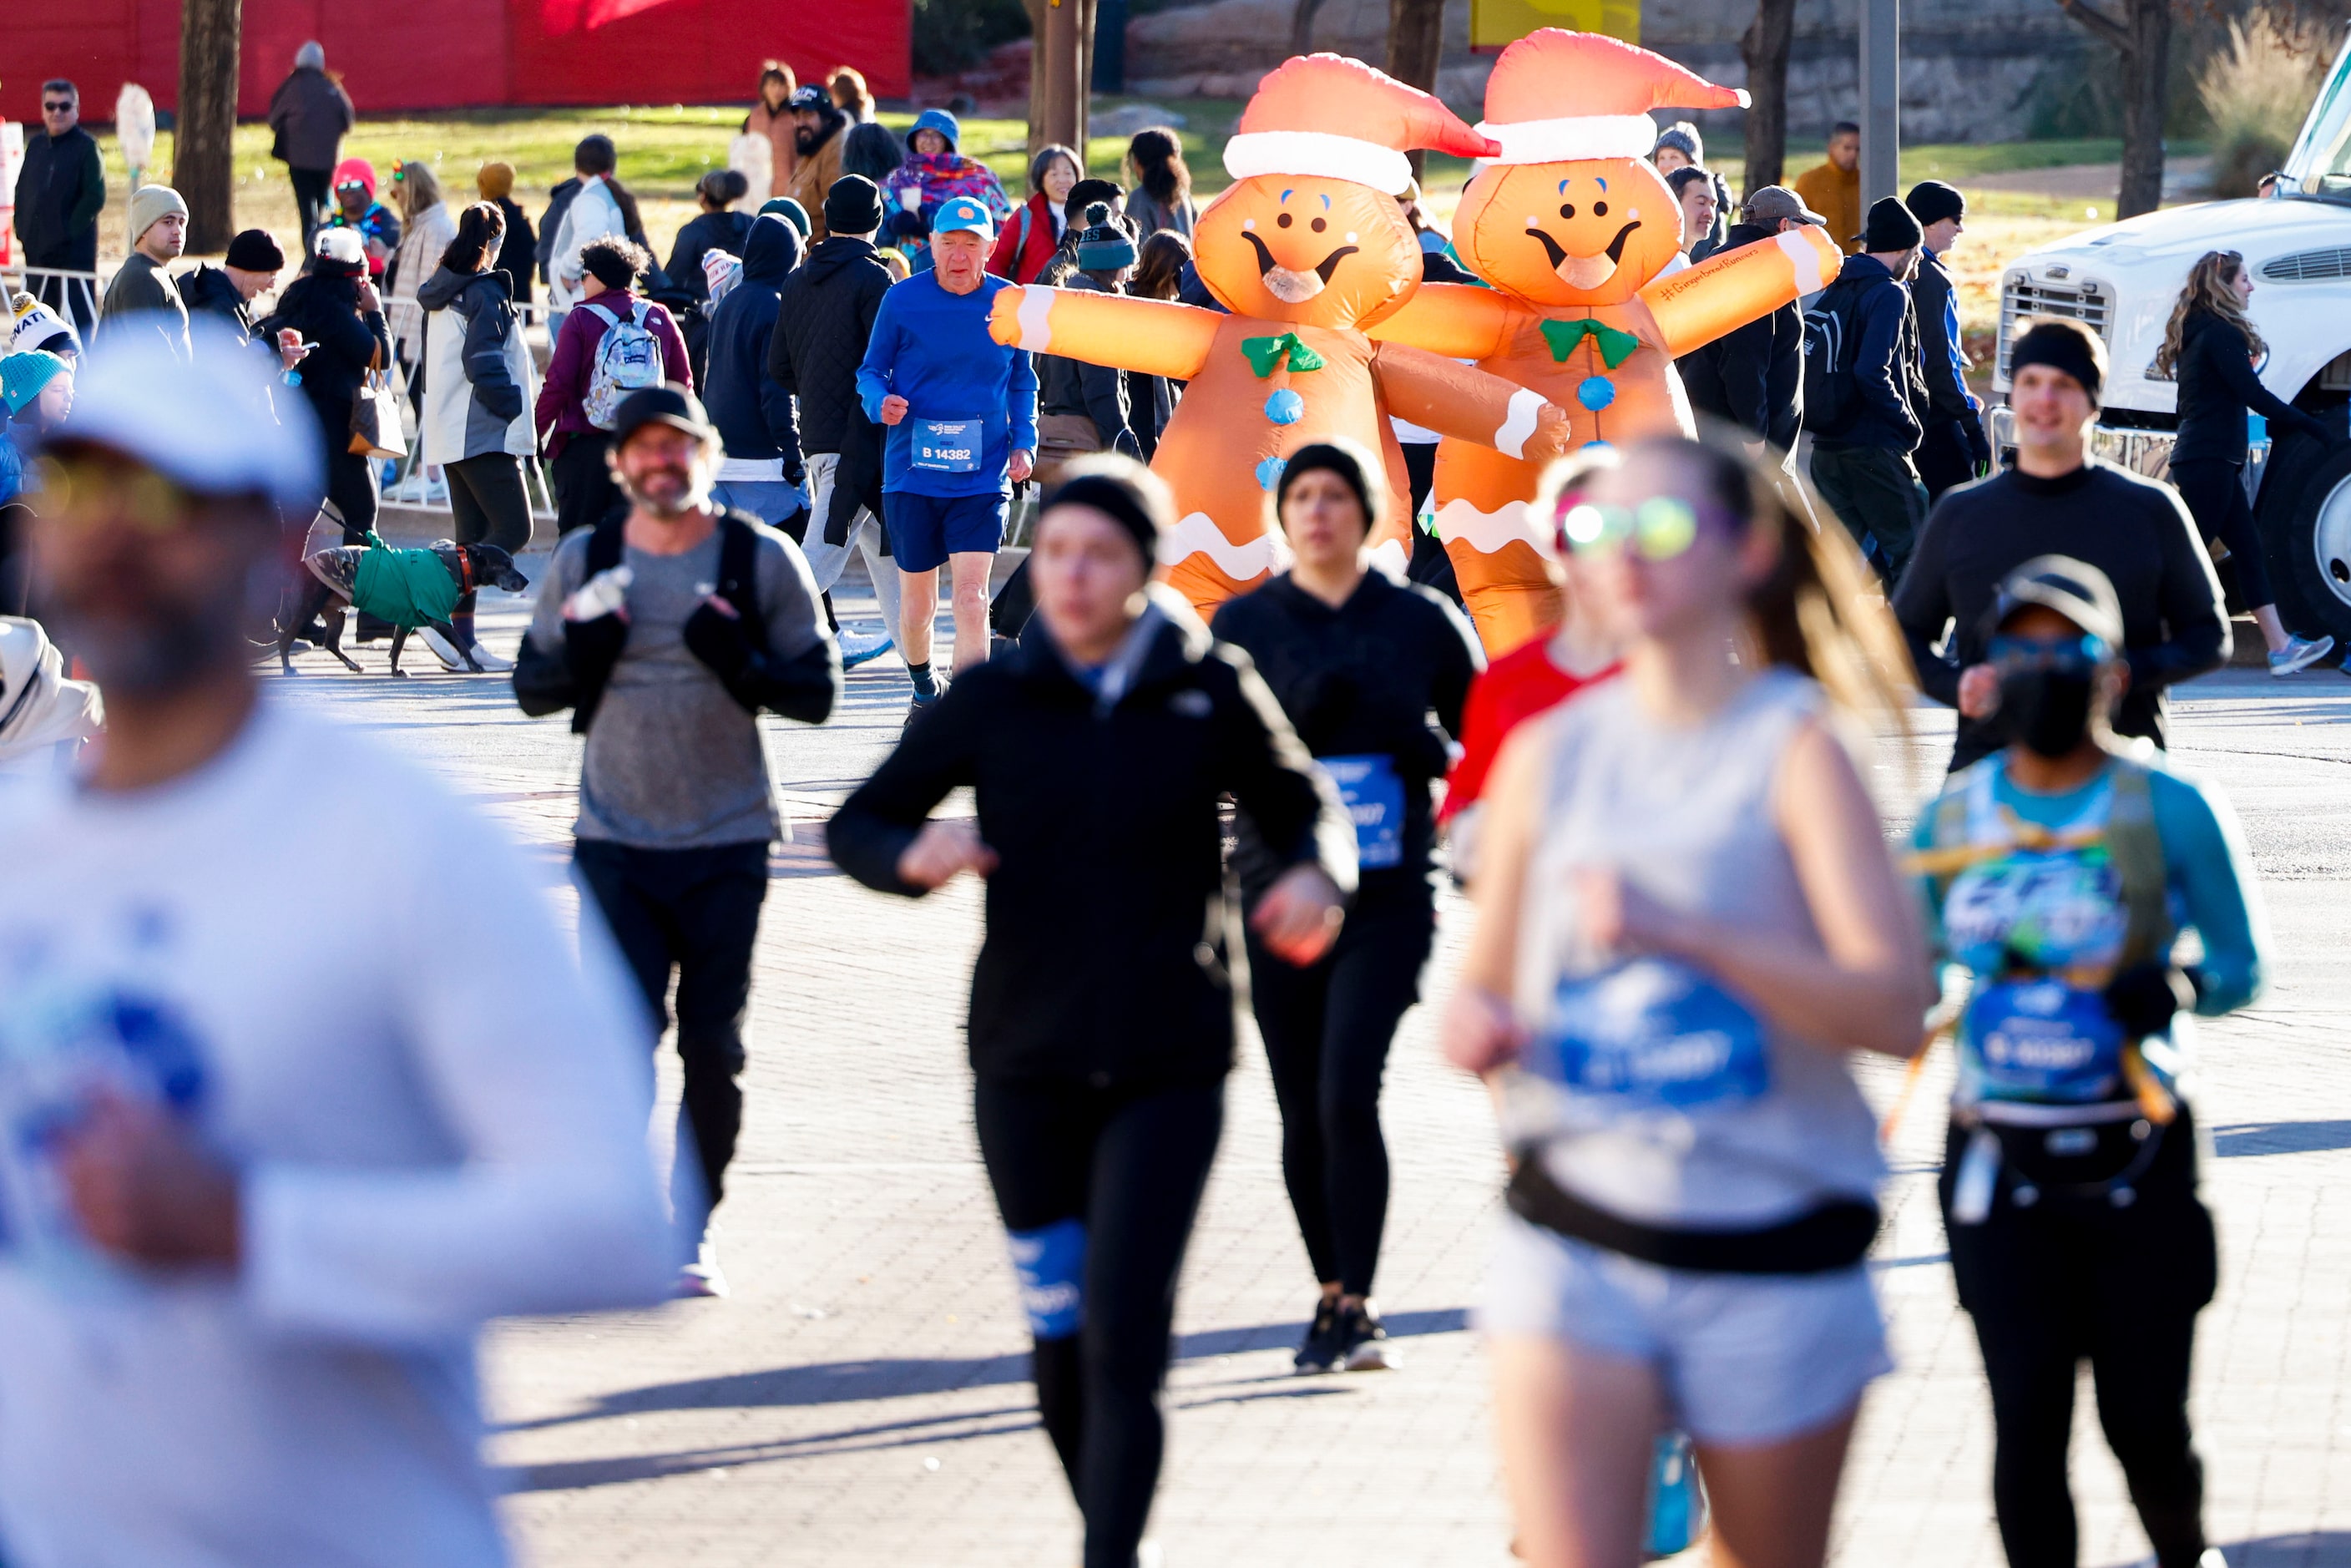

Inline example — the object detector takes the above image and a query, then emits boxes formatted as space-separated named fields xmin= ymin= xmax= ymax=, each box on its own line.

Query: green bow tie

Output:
xmin=1540 ymin=317 xmax=1641 ymax=370
xmin=1241 ymin=332 xmax=1327 ymax=377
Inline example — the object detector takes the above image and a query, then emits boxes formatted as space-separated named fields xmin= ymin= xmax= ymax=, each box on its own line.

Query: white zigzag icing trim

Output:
xmin=1495 ymin=387 xmax=1545 ymax=460
xmin=1434 ymin=497 xmax=1553 ymax=559
xmin=1777 ymin=228 xmax=1827 ymax=295
xmin=1017 ymin=285 xmax=1057 ymax=352
xmin=1165 ymin=512 xmax=1286 ymax=579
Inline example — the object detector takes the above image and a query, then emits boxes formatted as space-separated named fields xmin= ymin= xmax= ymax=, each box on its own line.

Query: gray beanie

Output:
xmin=1652 ymin=121 xmax=1703 ymax=164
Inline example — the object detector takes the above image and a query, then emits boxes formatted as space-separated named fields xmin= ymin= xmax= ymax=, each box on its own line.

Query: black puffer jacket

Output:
xmin=260 ymin=269 xmax=390 ymax=453
xmin=1679 ymin=223 xmax=1802 ymax=448
xmin=770 ymin=235 xmax=894 ymax=457
xmin=828 ymin=590 xmax=1358 ymax=1087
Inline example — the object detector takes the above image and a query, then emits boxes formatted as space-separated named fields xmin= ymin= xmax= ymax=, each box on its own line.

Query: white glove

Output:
xmin=563 ymin=564 xmax=633 ymax=623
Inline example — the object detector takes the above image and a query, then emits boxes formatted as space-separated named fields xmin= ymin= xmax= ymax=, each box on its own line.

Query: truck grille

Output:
xmin=2262 ymin=247 xmax=2351 ymax=281
xmin=1998 ymin=275 xmax=2111 ymax=379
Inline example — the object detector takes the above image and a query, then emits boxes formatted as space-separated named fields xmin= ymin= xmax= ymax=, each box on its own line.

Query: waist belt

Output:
xmin=1506 ymin=1156 xmax=1878 ymax=1276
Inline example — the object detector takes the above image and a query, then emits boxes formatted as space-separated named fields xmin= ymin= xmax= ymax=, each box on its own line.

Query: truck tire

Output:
xmin=2255 ymin=434 xmax=2351 ymax=642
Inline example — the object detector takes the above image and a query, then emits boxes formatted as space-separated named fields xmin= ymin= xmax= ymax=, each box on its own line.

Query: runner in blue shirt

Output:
xmin=856 ymin=195 xmax=1037 ymax=715
xmin=1910 ymin=555 xmax=2267 ymax=1568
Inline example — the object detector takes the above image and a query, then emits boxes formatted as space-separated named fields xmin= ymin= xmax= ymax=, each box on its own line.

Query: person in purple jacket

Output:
xmin=535 ymin=235 xmax=691 ymax=536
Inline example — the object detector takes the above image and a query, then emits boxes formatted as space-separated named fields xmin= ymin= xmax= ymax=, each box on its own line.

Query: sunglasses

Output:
xmin=33 ymin=457 xmax=200 ymax=533
xmin=1986 ymin=631 xmax=2108 ymax=673
xmin=42 ymin=102 xmax=74 ymax=114
xmin=1556 ymin=496 xmax=1727 ymax=561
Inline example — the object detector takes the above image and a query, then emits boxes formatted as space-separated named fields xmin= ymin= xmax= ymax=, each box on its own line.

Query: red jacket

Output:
xmin=987 ymin=191 xmax=1062 ymax=285
xmin=534 ymin=289 xmax=691 ymax=456
xmin=1439 ymin=639 xmax=1617 ymax=822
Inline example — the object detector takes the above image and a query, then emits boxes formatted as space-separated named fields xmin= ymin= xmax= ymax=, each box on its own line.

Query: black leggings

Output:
xmin=1245 ymin=877 xmax=1434 ymax=1297
xmin=322 ymin=445 xmax=378 ymax=544
xmin=554 ymin=434 xmax=624 ymax=535
xmin=975 ymin=1075 xmax=1223 ymax=1568
xmin=446 ymin=453 xmax=534 ymax=640
xmin=1939 ymin=1110 xmax=2218 ymax=1568
xmin=574 ymin=838 xmax=770 ymax=1229
xmin=2171 ymin=458 xmax=2272 ymax=612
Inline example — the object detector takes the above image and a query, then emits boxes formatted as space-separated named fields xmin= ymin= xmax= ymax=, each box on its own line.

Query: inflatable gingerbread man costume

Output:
xmin=1373 ymin=31 xmax=1844 ymax=652
xmin=988 ymin=54 xmax=1576 ymax=614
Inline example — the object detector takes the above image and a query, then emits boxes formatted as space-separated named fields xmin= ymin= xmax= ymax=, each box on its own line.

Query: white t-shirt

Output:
xmin=0 ymin=699 xmax=673 ymax=1567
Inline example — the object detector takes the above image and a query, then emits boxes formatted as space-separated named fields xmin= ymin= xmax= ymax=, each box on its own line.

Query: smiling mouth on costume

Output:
xmin=1524 ymin=219 xmax=1643 ymax=289
xmin=1241 ymin=231 xmax=1361 ymax=303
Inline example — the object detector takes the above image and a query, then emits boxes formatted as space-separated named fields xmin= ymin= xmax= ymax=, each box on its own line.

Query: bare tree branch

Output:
xmin=2056 ymin=0 xmax=2131 ymax=52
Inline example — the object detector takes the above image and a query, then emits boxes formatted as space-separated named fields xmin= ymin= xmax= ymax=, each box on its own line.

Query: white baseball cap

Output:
xmin=45 ymin=317 xmax=322 ymax=513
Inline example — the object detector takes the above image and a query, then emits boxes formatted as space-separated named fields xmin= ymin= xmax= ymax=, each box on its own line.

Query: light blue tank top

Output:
xmin=1506 ymin=669 xmax=1887 ymax=1227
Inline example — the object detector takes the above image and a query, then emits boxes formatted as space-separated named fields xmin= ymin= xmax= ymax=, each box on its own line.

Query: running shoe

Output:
xmin=905 ymin=675 xmax=950 ymax=726
xmin=676 ymin=1235 xmax=728 ymax=1299
xmin=838 ymin=629 xmax=893 ymax=669
xmin=2271 ymin=634 xmax=2334 ymax=675
xmin=463 ymin=640 xmax=513 ymax=673
xmin=418 ymin=625 xmax=468 ymax=672
xmin=1293 ymin=1295 xmax=1343 ymax=1374
xmin=1335 ymin=1300 xmax=1396 ymax=1372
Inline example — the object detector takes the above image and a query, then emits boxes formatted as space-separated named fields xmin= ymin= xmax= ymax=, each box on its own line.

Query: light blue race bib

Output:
xmin=911 ymin=417 xmax=983 ymax=473
xmin=1321 ymin=754 xmax=1405 ymax=869
xmin=1964 ymin=977 xmax=2127 ymax=1104
xmin=1530 ymin=958 xmax=1770 ymax=1110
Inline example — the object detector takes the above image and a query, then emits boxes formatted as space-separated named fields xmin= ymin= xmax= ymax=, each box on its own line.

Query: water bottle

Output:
xmin=1643 ymin=1429 xmax=1708 ymax=1559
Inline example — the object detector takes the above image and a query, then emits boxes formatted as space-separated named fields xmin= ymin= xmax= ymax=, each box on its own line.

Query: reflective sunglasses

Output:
xmin=32 ymin=456 xmax=200 ymax=533
xmin=1555 ymin=495 xmax=1725 ymax=561
xmin=1986 ymin=631 xmax=2108 ymax=673
xmin=42 ymin=101 xmax=75 ymax=114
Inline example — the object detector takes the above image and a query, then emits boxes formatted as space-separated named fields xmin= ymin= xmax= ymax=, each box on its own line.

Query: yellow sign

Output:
xmin=1470 ymin=0 xmax=1639 ymax=50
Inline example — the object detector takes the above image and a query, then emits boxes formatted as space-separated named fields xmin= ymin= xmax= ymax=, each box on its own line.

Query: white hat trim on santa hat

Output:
xmin=1225 ymin=130 xmax=1413 ymax=194
xmin=1479 ymin=109 xmax=1742 ymax=166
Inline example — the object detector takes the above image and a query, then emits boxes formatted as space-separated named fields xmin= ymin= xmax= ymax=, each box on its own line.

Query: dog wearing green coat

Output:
xmin=281 ymin=533 xmax=530 ymax=676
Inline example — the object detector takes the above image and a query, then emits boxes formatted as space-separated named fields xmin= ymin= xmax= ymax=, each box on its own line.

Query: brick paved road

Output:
xmin=273 ymin=560 xmax=2351 ymax=1568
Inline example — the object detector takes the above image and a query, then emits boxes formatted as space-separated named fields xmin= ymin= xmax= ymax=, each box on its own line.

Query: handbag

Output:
xmin=348 ymin=343 xmax=407 ymax=459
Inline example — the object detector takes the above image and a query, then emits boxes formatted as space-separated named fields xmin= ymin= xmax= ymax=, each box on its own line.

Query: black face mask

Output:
xmin=1999 ymin=667 xmax=2096 ymax=757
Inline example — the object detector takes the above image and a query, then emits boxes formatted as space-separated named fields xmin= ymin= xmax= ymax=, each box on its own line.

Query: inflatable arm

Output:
xmin=1364 ymin=282 xmax=1514 ymax=359
xmin=1372 ymin=342 xmax=1573 ymax=463
xmin=987 ymin=285 xmax=1220 ymax=381
xmin=1634 ymin=226 xmax=1843 ymax=358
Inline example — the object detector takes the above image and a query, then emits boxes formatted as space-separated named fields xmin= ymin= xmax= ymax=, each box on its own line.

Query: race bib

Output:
xmin=1964 ymin=977 xmax=2126 ymax=1103
xmin=911 ymin=417 xmax=983 ymax=473
xmin=1322 ymin=754 xmax=1404 ymax=869
xmin=1529 ymin=959 xmax=1770 ymax=1110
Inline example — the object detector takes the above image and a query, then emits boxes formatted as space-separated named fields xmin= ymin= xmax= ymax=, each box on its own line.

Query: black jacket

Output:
xmin=1211 ymin=570 xmax=1481 ymax=899
xmin=1816 ymin=253 xmax=1927 ymax=453
xmin=492 ymin=195 xmax=537 ymax=308
xmin=1909 ymin=246 xmax=1973 ymax=427
xmin=1893 ymin=459 xmax=2230 ymax=771
xmin=705 ymin=217 xmax=802 ymax=469
xmin=177 ymin=264 xmax=253 ymax=336
xmin=262 ymin=271 xmax=390 ymax=452
xmin=667 ymin=210 xmax=755 ymax=311
xmin=1678 ymin=223 xmax=1802 ymax=448
xmin=770 ymin=235 xmax=894 ymax=458
xmin=2171 ymin=307 xmax=2333 ymax=468
xmin=13 ymin=125 xmax=104 ymax=270
xmin=1039 ymin=273 xmax=1140 ymax=455
xmin=828 ymin=593 xmax=1358 ymax=1086
xmin=266 ymin=68 xmax=353 ymax=171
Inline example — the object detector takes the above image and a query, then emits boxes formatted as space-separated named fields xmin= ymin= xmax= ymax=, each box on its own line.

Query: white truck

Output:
xmin=1991 ymin=33 xmax=2351 ymax=640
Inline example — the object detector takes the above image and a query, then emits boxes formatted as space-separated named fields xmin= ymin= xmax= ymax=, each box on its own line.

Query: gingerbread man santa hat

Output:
xmin=1226 ymin=53 xmax=1500 ymax=189
xmin=1475 ymin=32 xmax=1748 ymax=164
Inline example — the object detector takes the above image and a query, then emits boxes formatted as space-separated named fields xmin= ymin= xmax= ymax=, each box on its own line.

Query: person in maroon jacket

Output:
xmin=535 ymin=235 xmax=691 ymax=535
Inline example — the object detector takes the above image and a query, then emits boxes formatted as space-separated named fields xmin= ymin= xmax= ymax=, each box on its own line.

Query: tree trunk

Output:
xmin=175 ymin=0 xmax=241 ymax=254
xmin=1027 ymin=0 xmax=1091 ymax=160
xmin=2057 ymin=0 xmax=2170 ymax=219
xmin=1387 ymin=0 xmax=1447 ymax=181
xmin=1291 ymin=0 xmax=1329 ymax=58
xmin=1741 ymin=0 xmax=1796 ymax=195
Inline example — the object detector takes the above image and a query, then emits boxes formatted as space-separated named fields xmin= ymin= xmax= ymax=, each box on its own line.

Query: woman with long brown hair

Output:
xmin=743 ymin=61 xmax=797 ymax=199
xmin=1443 ymin=432 xmax=1931 ymax=1568
xmin=828 ymin=65 xmax=877 ymax=123
xmin=2153 ymin=249 xmax=2337 ymax=674
xmin=1124 ymin=128 xmax=1195 ymax=239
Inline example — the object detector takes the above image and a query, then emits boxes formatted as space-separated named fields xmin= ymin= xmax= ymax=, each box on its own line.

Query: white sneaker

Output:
xmin=2271 ymin=633 xmax=2334 ymax=675
xmin=676 ymin=1236 xmax=729 ymax=1298
xmin=463 ymin=640 xmax=513 ymax=673
xmin=417 ymin=625 xmax=468 ymax=671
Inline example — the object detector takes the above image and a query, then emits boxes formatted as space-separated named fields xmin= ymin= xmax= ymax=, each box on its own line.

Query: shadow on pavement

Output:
xmin=2099 ymin=1535 xmax=2351 ymax=1566
xmin=2212 ymin=1120 xmax=2351 ymax=1158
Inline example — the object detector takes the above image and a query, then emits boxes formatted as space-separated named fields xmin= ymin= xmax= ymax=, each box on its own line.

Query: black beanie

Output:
xmin=225 ymin=229 xmax=286 ymax=271
xmin=1904 ymin=180 xmax=1964 ymax=230
xmin=1275 ymin=440 xmax=1384 ymax=534
xmin=824 ymin=175 xmax=884 ymax=237
xmin=1044 ymin=468 xmax=1167 ymax=568
xmin=1859 ymin=195 xmax=1923 ymax=254
xmin=2008 ymin=319 xmax=2106 ymax=407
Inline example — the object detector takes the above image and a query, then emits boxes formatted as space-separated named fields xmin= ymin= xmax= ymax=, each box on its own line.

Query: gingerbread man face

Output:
xmin=1454 ymin=157 xmax=1685 ymax=310
xmin=1194 ymin=175 xmax=1423 ymax=331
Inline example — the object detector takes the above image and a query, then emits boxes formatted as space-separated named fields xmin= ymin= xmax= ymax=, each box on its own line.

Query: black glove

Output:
xmin=682 ymin=596 xmax=759 ymax=693
xmin=2101 ymin=962 xmax=2195 ymax=1038
xmin=1964 ymin=416 xmax=1993 ymax=476
xmin=562 ymin=611 xmax=629 ymax=684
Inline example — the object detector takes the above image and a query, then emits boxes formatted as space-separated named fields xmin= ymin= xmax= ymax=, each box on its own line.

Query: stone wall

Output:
xmin=1125 ymin=0 xmax=2093 ymax=144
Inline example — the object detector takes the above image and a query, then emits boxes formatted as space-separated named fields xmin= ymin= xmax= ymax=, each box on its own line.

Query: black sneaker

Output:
xmin=1293 ymin=1296 xmax=1343 ymax=1373
xmin=1336 ymin=1300 xmax=1395 ymax=1372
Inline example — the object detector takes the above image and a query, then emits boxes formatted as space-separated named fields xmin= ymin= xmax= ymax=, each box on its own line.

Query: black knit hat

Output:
xmin=225 ymin=230 xmax=286 ymax=271
xmin=1858 ymin=195 xmax=1924 ymax=253
xmin=824 ymin=175 xmax=884 ymax=236
xmin=1275 ymin=439 xmax=1384 ymax=534
xmin=1904 ymin=180 xmax=1965 ymax=230
xmin=1044 ymin=463 xmax=1170 ymax=568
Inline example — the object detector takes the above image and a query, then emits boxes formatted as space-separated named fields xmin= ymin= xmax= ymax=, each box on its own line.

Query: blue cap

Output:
xmin=933 ymin=196 xmax=995 ymax=240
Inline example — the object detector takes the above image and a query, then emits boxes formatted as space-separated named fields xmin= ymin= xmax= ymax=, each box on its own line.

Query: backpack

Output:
xmin=1799 ymin=277 xmax=1866 ymax=438
xmin=581 ymin=300 xmax=663 ymax=430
